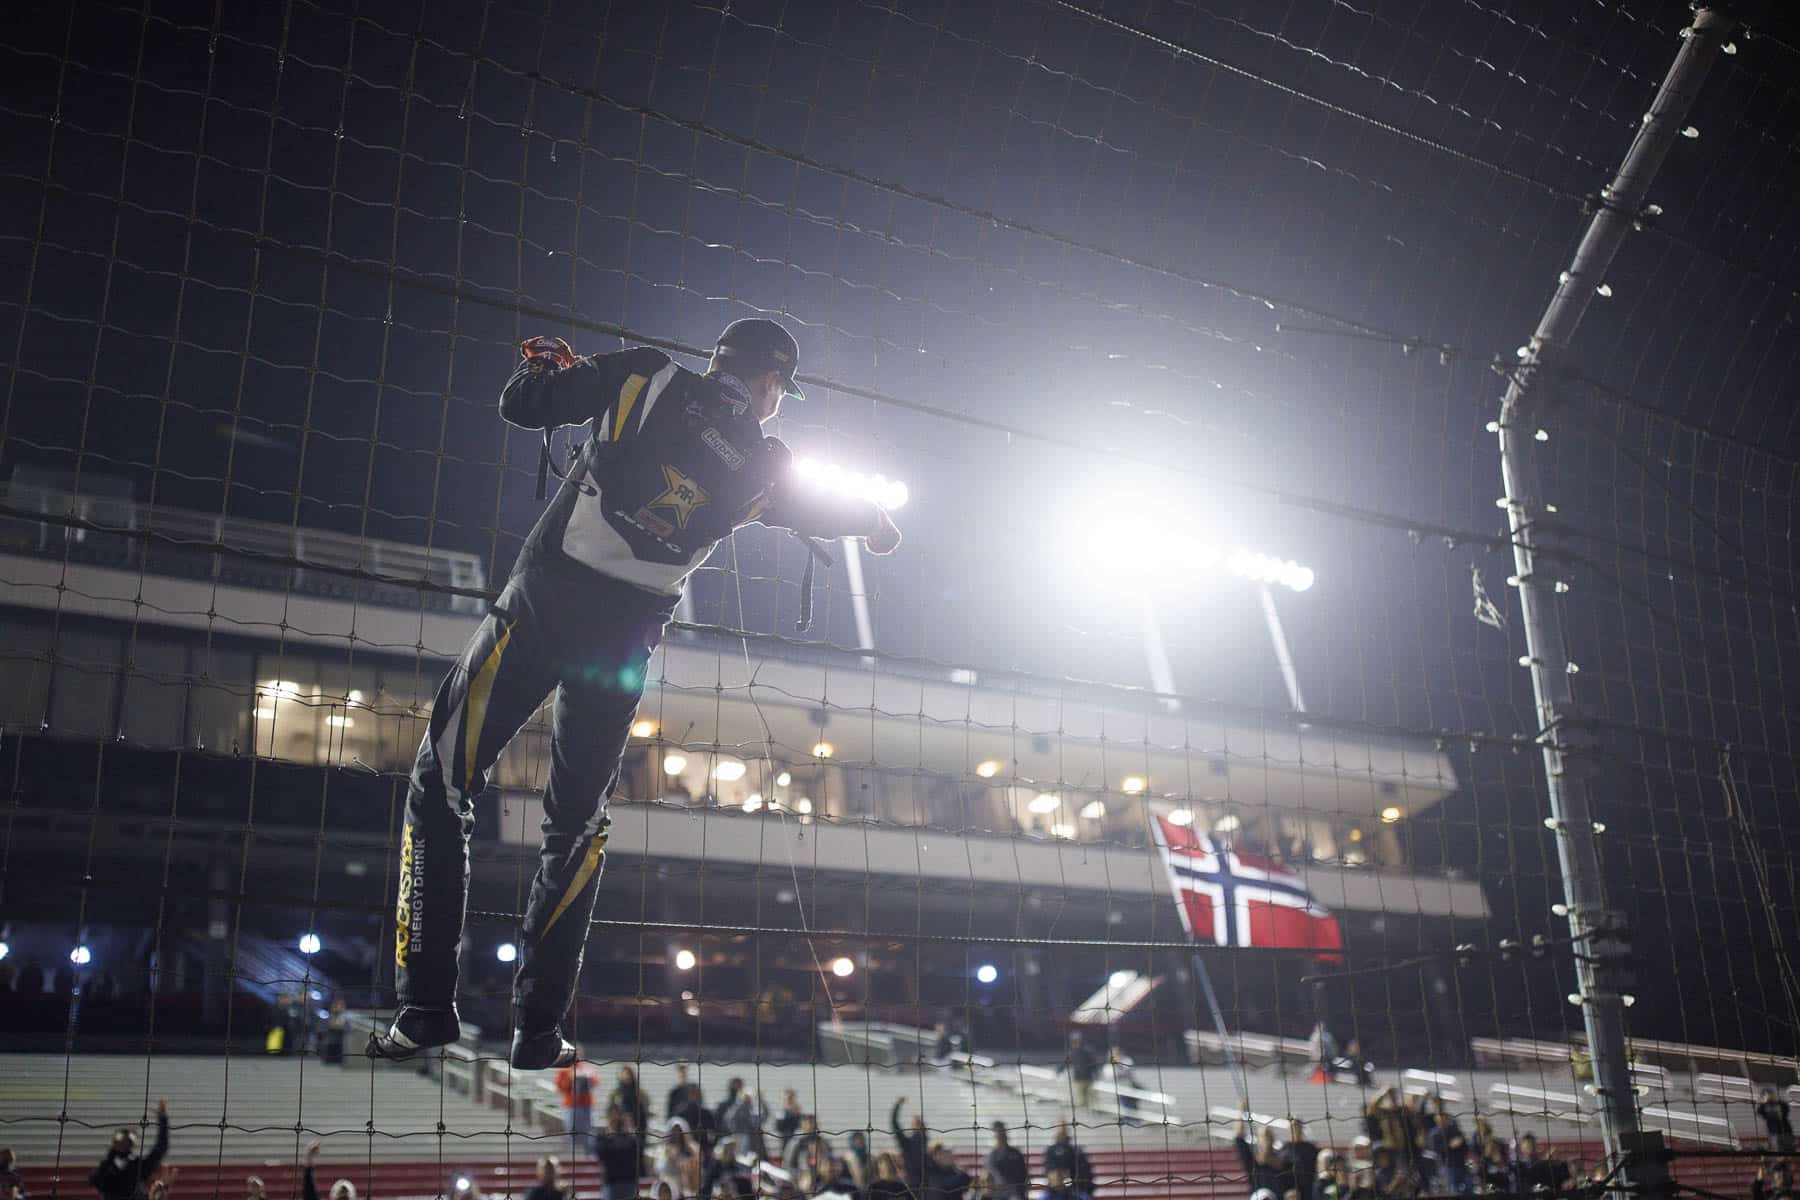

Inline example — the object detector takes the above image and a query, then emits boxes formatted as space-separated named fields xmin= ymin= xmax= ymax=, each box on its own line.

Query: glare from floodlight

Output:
xmin=975 ymin=759 xmax=1002 ymax=779
xmin=1166 ymin=808 xmax=1195 ymax=827
xmin=830 ymin=956 xmax=855 ymax=978
xmin=1079 ymin=800 xmax=1107 ymax=820
xmin=1049 ymin=823 xmax=1076 ymax=839
xmin=674 ymin=948 xmax=697 ymax=971
xmin=455 ymin=1179 xmax=473 ymax=1194
xmin=1110 ymin=969 xmax=1135 ymax=987
xmin=0 ymin=941 xmax=9 ymax=962
xmin=497 ymin=942 xmax=518 ymax=964
xmin=742 ymin=794 xmax=764 ymax=813
xmin=70 ymin=945 xmax=93 ymax=966
xmin=1121 ymin=775 xmax=1147 ymax=795
xmin=1028 ymin=792 xmax=1060 ymax=814
xmin=776 ymin=771 xmax=792 ymax=787
xmin=1072 ymin=495 xmax=1314 ymax=593
xmin=1380 ymin=806 xmax=1403 ymax=824
xmin=1213 ymin=814 xmax=1241 ymax=834
xmin=298 ymin=933 xmax=322 ymax=956
xmin=811 ymin=741 xmax=834 ymax=759
xmin=794 ymin=797 xmax=815 ymax=815
xmin=663 ymin=753 xmax=688 ymax=775
xmin=631 ymin=719 xmax=657 ymax=738
xmin=975 ymin=963 xmax=999 ymax=984
xmin=714 ymin=759 xmax=747 ymax=782
xmin=792 ymin=457 xmax=911 ymax=511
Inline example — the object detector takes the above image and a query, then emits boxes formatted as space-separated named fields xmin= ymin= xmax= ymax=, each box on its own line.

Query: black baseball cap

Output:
xmin=714 ymin=317 xmax=805 ymax=400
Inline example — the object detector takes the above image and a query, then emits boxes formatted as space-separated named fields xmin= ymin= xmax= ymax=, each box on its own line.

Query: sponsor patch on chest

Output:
xmin=701 ymin=426 xmax=745 ymax=470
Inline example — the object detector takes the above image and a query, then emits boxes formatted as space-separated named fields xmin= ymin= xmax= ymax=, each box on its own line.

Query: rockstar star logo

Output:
xmin=649 ymin=463 xmax=710 ymax=529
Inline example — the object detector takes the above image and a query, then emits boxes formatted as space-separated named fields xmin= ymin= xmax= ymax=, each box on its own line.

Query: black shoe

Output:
xmin=510 ymin=1027 xmax=579 ymax=1070
xmin=366 ymin=1006 xmax=461 ymax=1061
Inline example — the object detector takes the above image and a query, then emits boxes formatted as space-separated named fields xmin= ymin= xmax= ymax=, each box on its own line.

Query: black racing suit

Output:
xmin=392 ymin=346 xmax=883 ymax=1033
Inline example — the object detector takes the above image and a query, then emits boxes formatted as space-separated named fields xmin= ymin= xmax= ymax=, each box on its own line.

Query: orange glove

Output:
xmin=519 ymin=335 xmax=576 ymax=370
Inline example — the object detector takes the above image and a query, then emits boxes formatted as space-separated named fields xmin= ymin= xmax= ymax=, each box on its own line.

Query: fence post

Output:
xmin=1494 ymin=7 xmax=1732 ymax=1191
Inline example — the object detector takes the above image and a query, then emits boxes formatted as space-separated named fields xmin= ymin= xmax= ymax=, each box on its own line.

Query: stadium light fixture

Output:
xmin=742 ymin=794 xmax=764 ymax=812
xmin=830 ymin=956 xmax=855 ymax=978
xmin=298 ymin=933 xmax=322 ymax=956
xmin=1028 ymin=792 xmax=1060 ymax=814
xmin=1213 ymin=814 xmax=1241 ymax=834
xmin=1050 ymin=823 xmax=1076 ymax=839
xmin=776 ymin=771 xmax=792 ymax=787
xmin=496 ymin=942 xmax=518 ymax=964
xmin=1121 ymin=775 xmax=1146 ymax=795
xmin=674 ymin=948 xmax=697 ymax=971
xmin=713 ymin=759 xmax=747 ymax=782
xmin=1166 ymin=808 xmax=1195 ymax=827
xmin=792 ymin=457 xmax=910 ymax=511
xmin=663 ymin=753 xmax=688 ymax=776
xmin=630 ymin=719 xmax=657 ymax=738
xmin=70 ymin=944 xmax=93 ymax=966
xmin=1380 ymin=806 xmax=1403 ymax=824
xmin=1079 ymin=800 xmax=1107 ymax=820
xmin=975 ymin=759 xmax=1002 ymax=779
xmin=1072 ymin=493 xmax=1314 ymax=593
xmin=811 ymin=741 xmax=834 ymax=759
xmin=454 ymin=1179 xmax=473 ymax=1195
xmin=975 ymin=963 xmax=999 ymax=985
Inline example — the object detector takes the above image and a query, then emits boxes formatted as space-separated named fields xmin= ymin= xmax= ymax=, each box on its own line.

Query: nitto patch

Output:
xmin=702 ymin=427 xmax=745 ymax=470
xmin=630 ymin=505 xmax=675 ymax=538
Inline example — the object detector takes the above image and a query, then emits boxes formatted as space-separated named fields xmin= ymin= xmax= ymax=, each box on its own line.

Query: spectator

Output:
xmin=984 ymin=1124 xmax=1028 ymax=1200
xmin=655 ymin=1186 xmax=675 ymax=1200
xmin=925 ymin=1145 xmax=971 ymax=1200
xmin=1035 ymin=1169 xmax=1087 ymax=1200
xmin=1281 ymin=1122 xmax=1318 ymax=1200
xmin=1754 ymin=1161 xmax=1796 ymax=1200
xmin=1425 ymin=1109 xmax=1470 ymax=1196
xmin=321 ymin=1000 xmax=349 ymax=1064
xmin=557 ymin=1060 xmax=600 ymax=1160
xmin=668 ymin=1067 xmax=696 ymax=1123
xmin=1310 ymin=1153 xmax=1342 ymax=1200
xmin=246 ymin=1179 xmax=266 ymax=1200
xmin=300 ymin=1142 xmax=355 ymax=1200
xmin=1232 ymin=1122 xmax=1293 ymax=1200
xmin=526 ymin=1158 xmax=566 ymax=1200
xmin=811 ymin=1163 xmax=857 ymax=1200
xmin=702 ymin=1142 xmax=754 ymax=1200
xmin=91 ymin=1101 xmax=169 ymax=1200
xmin=843 ymin=1133 xmax=873 ymax=1190
xmin=659 ymin=1127 xmax=702 ymax=1199
xmin=868 ymin=1154 xmax=913 ymax=1200
xmin=776 ymin=1092 xmax=805 ymax=1154
xmin=1041 ymin=1124 xmax=1093 ymax=1200
xmin=1367 ymin=1147 xmax=1406 ymax=1199
xmin=784 ymin=1117 xmax=831 ymax=1178
xmin=598 ymin=1108 xmax=646 ymax=1200
xmin=1061 ymin=1034 xmax=1100 ymax=1111
xmin=1 ymin=1150 xmax=26 ymax=1200
xmin=1509 ymin=1135 xmax=1564 ymax=1198
xmin=1476 ymin=1139 xmax=1509 ymax=1193
xmin=1307 ymin=1022 xmax=1339 ymax=1077
xmin=1760 ymin=1089 xmax=1796 ymax=1154
xmin=891 ymin=1099 xmax=930 ymax=1191
xmin=612 ymin=1067 xmax=650 ymax=1133
xmin=1340 ymin=1039 xmax=1373 ymax=1088
xmin=720 ymin=1086 xmax=767 ymax=1160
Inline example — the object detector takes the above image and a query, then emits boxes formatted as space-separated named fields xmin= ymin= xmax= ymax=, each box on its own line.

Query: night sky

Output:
xmin=2 ymin=0 xmax=1798 ymax=1056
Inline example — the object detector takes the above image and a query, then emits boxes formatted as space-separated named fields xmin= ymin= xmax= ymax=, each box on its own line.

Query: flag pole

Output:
xmin=1192 ymin=950 xmax=1249 ymax=1107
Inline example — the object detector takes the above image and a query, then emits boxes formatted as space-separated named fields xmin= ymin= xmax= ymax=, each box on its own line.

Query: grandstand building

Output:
xmin=0 ymin=476 xmax=1486 ymax=1062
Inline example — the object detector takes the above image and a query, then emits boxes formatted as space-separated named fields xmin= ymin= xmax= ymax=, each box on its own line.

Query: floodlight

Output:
xmin=1166 ymin=808 xmax=1195 ymax=827
xmin=975 ymin=963 xmax=999 ymax=984
xmin=742 ymin=794 xmax=764 ymax=812
xmin=631 ymin=719 xmax=657 ymax=738
xmin=1121 ymin=775 xmax=1146 ymax=794
xmin=792 ymin=456 xmax=911 ymax=511
xmin=776 ymin=771 xmax=792 ymax=787
xmin=830 ymin=957 xmax=855 ymax=978
xmin=975 ymin=759 xmax=1002 ymax=779
xmin=1380 ymin=806 xmax=1403 ymax=824
xmin=714 ymin=759 xmax=746 ymax=782
xmin=811 ymin=741 xmax=834 ymax=759
xmin=298 ymin=933 xmax=322 ymax=956
xmin=1079 ymin=800 xmax=1107 ymax=820
xmin=496 ymin=942 xmax=518 ymax=964
xmin=1028 ymin=792 xmax=1060 ymax=814
xmin=1050 ymin=823 xmax=1076 ymax=839
xmin=674 ymin=948 xmax=697 ymax=971
xmin=0 ymin=941 xmax=8 ymax=962
xmin=795 ymin=798 xmax=814 ymax=815
xmin=663 ymin=753 xmax=688 ymax=775
xmin=70 ymin=945 xmax=93 ymax=966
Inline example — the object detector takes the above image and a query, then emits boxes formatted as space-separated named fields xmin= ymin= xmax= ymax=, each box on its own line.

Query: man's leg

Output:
xmin=512 ymin=597 xmax=664 ymax=1063
xmin=376 ymin=582 xmax=557 ymax=1056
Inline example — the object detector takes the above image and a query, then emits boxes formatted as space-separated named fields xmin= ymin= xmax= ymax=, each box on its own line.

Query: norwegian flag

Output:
xmin=1151 ymin=814 xmax=1344 ymax=963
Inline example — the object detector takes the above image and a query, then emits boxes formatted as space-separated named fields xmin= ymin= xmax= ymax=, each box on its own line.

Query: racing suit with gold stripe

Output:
xmin=393 ymin=346 xmax=882 ymax=1034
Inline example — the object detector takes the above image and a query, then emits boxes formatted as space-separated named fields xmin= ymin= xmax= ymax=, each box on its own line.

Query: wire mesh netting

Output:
xmin=2 ymin=2 xmax=1798 ymax=1200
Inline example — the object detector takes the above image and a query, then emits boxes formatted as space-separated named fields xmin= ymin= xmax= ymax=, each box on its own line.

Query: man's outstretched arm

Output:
xmin=500 ymin=339 xmax=655 ymax=433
